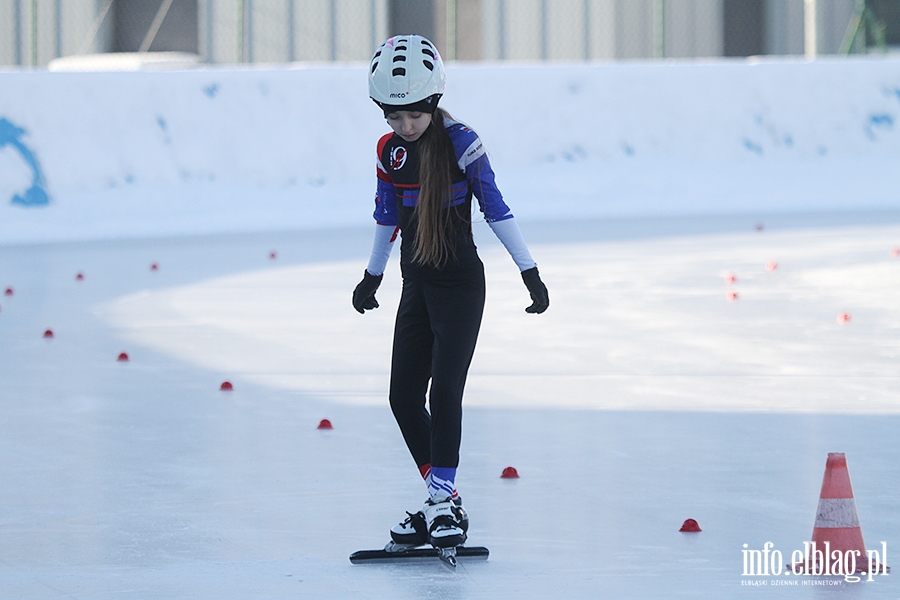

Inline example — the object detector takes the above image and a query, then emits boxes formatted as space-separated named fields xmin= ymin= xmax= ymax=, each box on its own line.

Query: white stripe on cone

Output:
xmin=814 ymin=498 xmax=861 ymax=528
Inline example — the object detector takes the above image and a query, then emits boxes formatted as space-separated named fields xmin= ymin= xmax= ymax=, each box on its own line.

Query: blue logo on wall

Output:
xmin=0 ymin=117 xmax=50 ymax=207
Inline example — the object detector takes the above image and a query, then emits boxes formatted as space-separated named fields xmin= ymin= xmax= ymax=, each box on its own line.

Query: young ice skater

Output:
xmin=352 ymin=34 xmax=549 ymax=550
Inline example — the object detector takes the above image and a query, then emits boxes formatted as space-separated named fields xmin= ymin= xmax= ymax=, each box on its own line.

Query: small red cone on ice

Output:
xmin=727 ymin=291 xmax=739 ymax=302
xmin=150 ymin=263 xmax=159 ymax=271
xmin=317 ymin=419 xmax=334 ymax=430
xmin=792 ymin=453 xmax=888 ymax=575
xmin=269 ymin=251 xmax=277 ymax=260
xmin=117 ymin=352 xmax=130 ymax=362
xmin=755 ymin=222 xmax=764 ymax=231
xmin=75 ymin=272 xmax=85 ymax=281
xmin=43 ymin=329 xmax=54 ymax=339
xmin=837 ymin=313 xmax=851 ymax=324
xmin=501 ymin=466 xmax=520 ymax=479
xmin=724 ymin=273 xmax=737 ymax=284
xmin=680 ymin=519 xmax=702 ymax=532
xmin=766 ymin=261 xmax=778 ymax=271
xmin=220 ymin=381 xmax=234 ymax=391
xmin=891 ymin=247 xmax=899 ymax=258
xmin=4 ymin=287 xmax=12 ymax=296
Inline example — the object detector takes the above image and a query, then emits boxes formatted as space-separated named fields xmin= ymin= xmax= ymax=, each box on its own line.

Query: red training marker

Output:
xmin=680 ymin=519 xmax=702 ymax=532
xmin=837 ymin=313 xmax=851 ymax=324
xmin=269 ymin=251 xmax=277 ymax=260
xmin=726 ymin=291 xmax=739 ymax=302
xmin=500 ymin=466 xmax=520 ymax=479
xmin=765 ymin=261 xmax=778 ymax=271
xmin=220 ymin=381 xmax=234 ymax=391
xmin=75 ymin=272 xmax=85 ymax=281
xmin=724 ymin=273 xmax=737 ymax=284
xmin=43 ymin=329 xmax=54 ymax=339
xmin=150 ymin=263 xmax=159 ymax=271
xmin=891 ymin=247 xmax=899 ymax=258
xmin=4 ymin=287 xmax=12 ymax=296
xmin=755 ymin=222 xmax=764 ymax=232
xmin=117 ymin=352 xmax=130 ymax=362
xmin=317 ymin=419 xmax=334 ymax=430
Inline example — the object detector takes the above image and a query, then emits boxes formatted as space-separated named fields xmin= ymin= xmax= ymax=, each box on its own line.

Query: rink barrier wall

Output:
xmin=1 ymin=58 xmax=899 ymax=244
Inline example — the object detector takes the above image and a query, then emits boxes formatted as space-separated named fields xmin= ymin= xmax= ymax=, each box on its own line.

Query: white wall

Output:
xmin=1 ymin=57 xmax=900 ymax=244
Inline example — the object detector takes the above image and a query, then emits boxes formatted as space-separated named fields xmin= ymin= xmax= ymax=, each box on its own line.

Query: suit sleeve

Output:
xmin=452 ymin=125 xmax=536 ymax=271
xmin=373 ymin=134 xmax=399 ymax=226
xmin=488 ymin=218 xmax=537 ymax=272
xmin=365 ymin=223 xmax=397 ymax=276
xmin=367 ymin=134 xmax=399 ymax=275
xmin=455 ymin=129 xmax=513 ymax=223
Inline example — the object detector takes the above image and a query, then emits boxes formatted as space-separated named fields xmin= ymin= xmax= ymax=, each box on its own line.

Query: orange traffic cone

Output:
xmin=812 ymin=453 xmax=865 ymax=562
xmin=794 ymin=453 xmax=887 ymax=575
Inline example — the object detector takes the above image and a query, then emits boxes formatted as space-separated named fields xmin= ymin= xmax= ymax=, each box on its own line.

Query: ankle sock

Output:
xmin=418 ymin=463 xmax=458 ymax=500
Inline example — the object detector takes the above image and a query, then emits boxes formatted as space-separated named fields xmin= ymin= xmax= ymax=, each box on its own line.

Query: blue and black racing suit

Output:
xmin=366 ymin=117 xmax=536 ymax=473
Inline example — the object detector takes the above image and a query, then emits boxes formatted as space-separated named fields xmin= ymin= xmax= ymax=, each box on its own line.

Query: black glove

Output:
xmin=352 ymin=270 xmax=383 ymax=314
xmin=521 ymin=266 xmax=549 ymax=314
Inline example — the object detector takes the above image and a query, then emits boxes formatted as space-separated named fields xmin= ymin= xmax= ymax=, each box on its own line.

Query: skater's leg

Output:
xmin=424 ymin=276 xmax=486 ymax=472
xmin=391 ymin=275 xmax=483 ymax=549
xmin=389 ymin=279 xmax=434 ymax=469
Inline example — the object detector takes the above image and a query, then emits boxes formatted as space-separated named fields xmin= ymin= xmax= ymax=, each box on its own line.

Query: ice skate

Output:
xmin=352 ymin=498 xmax=482 ymax=565
xmin=388 ymin=496 xmax=468 ymax=549
xmin=389 ymin=510 xmax=427 ymax=548
xmin=424 ymin=496 xmax=467 ymax=549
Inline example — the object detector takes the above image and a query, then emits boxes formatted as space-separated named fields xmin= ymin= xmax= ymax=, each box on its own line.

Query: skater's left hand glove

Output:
xmin=521 ymin=266 xmax=549 ymax=314
xmin=352 ymin=270 xmax=383 ymax=314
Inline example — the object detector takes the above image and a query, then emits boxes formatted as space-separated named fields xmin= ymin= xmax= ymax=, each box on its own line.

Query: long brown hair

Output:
xmin=413 ymin=107 xmax=461 ymax=269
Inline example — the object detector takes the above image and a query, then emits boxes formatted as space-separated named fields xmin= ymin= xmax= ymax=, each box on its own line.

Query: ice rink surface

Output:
xmin=2 ymin=213 xmax=899 ymax=599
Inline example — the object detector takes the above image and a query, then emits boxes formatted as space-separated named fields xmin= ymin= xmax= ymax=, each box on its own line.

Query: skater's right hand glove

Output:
xmin=521 ymin=266 xmax=549 ymax=314
xmin=352 ymin=270 xmax=383 ymax=314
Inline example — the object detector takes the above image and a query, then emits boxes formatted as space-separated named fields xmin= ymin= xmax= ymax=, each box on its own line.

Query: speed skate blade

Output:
xmin=349 ymin=546 xmax=489 ymax=564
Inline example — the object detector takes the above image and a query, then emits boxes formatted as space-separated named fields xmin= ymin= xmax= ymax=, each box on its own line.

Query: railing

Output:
xmin=1 ymin=0 xmax=897 ymax=69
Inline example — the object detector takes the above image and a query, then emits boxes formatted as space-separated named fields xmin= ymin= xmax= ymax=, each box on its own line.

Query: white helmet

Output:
xmin=369 ymin=35 xmax=445 ymax=110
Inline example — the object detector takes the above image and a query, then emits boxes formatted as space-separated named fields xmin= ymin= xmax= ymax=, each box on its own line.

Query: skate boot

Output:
xmin=452 ymin=496 xmax=469 ymax=534
xmin=388 ymin=497 xmax=469 ymax=550
xmin=424 ymin=496 xmax=467 ymax=548
xmin=389 ymin=510 xmax=428 ymax=547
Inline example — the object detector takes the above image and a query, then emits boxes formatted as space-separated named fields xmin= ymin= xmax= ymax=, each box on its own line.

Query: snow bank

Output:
xmin=1 ymin=57 xmax=899 ymax=244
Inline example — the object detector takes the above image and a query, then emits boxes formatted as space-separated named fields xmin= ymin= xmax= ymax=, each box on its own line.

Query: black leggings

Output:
xmin=389 ymin=274 xmax=485 ymax=469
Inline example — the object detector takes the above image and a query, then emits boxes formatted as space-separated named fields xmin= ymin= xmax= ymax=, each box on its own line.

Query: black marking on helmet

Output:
xmin=392 ymin=67 xmax=406 ymax=77
xmin=423 ymin=60 xmax=434 ymax=71
xmin=422 ymin=48 xmax=435 ymax=59
xmin=371 ymin=61 xmax=378 ymax=73
xmin=374 ymin=50 xmax=382 ymax=58
xmin=393 ymin=55 xmax=406 ymax=62
xmin=396 ymin=45 xmax=407 ymax=51
xmin=421 ymin=39 xmax=434 ymax=48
